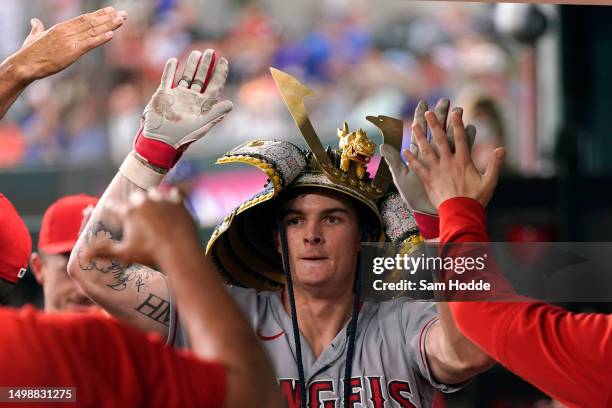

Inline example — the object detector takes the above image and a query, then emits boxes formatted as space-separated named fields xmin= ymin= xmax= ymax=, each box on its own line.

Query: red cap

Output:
xmin=38 ymin=194 xmax=99 ymax=255
xmin=0 ymin=193 xmax=32 ymax=283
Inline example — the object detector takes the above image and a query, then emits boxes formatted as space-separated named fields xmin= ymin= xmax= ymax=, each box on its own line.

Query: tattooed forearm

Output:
xmin=135 ymin=274 xmax=146 ymax=292
xmin=77 ymin=221 xmax=126 ymax=274
xmin=108 ymin=264 xmax=154 ymax=292
xmin=76 ymin=221 xmax=157 ymax=292
xmin=135 ymin=293 xmax=171 ymax=326
xmin=67 ymin=173 xmax=172 ymax=337
xmin=108 ymin=266 xmax=138 ymax=291
xmin=74 ymin=173 xmax=145 ymax=272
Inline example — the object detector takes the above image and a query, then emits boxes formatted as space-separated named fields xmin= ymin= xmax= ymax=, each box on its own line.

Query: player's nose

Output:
xmin=303 ymin=221 xmax=324 ymax=245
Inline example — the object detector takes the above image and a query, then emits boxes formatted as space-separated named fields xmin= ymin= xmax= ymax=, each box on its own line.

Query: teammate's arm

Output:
xmin=85 ymin=187 xmax=283 ymax=408
xmin=402 ymin=100 xmax=611 ymax=405
xmin=440 ymin=197 xmax=612 ymax=406
xmin=387 ymin=108 xmax=502 ymax=384
xmin=67 ymin=49 xmax=232 ymax=337
xmin=68 ymin=174 xmax=172 ymax=336
xmin=0 ymin=7 xmax=126 ymax=120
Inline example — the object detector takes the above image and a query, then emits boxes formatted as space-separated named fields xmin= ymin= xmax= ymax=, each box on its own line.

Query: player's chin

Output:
xmin=295 ymin=261 xmax=334 ymax=285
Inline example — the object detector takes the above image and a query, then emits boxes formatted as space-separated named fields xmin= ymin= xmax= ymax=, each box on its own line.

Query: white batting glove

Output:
xmin=380 ymin=99 xmax=476 ymax=238
xmin=121 ymin=49 xmax=233 ymax=189
xmin=381 ymin=143 xmax=436 ymax=213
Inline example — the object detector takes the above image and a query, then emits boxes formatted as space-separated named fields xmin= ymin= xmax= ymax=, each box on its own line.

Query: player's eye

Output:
xmin=286 ymin=217 xmax=303 ymax=226
xmin=325 ymin=215 xmax=339 ymax=224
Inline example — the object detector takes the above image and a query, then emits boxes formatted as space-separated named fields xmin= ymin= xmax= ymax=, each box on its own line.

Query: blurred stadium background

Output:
xmin=1 ymin=0 xmax=611 ymax=406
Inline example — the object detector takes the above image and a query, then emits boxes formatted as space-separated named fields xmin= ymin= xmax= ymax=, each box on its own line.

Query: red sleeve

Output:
xmin=439 ymin=197 xmax=488 ymax=244
xmin=439 ymin=197 xmax=612 ymax=407
xmin=413 ymin=211 xmax=440 ymax=240
xmin=0 ymin=307 xmax=226 ymax=408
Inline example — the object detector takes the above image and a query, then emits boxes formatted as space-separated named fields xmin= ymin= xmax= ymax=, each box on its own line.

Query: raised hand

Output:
xmin=404 ymin=109 xmax=505 ymax=209
xmin=14 ymin=7 xmax=127 ymax=82
xmin=135 ymin=49 xmax=233 ymax=170
xmin=380 ymin=98 xmax=476 ymax=215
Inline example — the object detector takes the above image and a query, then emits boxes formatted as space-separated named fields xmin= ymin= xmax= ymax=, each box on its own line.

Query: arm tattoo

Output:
xmin=108 ymin=264 xmax=155 ymax=292
xmin=135 ymin=274 xmax=146 ymax=293
xmin=77 ymin=221 xmax=126 ymax=274
xmin=135 ymin=293 xmax=171 ymax=326
xmin=77 ymin=220 xmax=157 ymax=292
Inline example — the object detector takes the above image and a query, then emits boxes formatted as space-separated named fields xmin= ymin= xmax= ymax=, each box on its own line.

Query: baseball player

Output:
xmin=387 ymin=107 xmax=612 ymax=407
xmin=0 ymin=189 xmax=282 ymax=407
xmin=30 ymin=194 xmax=100 ymax=313
xmin=69 ymin=48 xmax=494 ymax=407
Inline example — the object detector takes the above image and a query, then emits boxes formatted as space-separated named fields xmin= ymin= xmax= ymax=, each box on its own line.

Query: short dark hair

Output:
xmin=275 ymin=187 xmax=380 ymax=241
xmin=0 ymin=278 xmax=15 ymax=304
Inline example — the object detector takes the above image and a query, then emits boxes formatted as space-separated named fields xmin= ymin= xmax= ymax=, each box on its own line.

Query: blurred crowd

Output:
xmin=0 ymin=0 xmax=516 ymax=172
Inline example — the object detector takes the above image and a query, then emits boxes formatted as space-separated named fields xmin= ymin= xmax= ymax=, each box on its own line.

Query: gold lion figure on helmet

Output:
xmin=337 ymin=122 xmax=376 ymax=180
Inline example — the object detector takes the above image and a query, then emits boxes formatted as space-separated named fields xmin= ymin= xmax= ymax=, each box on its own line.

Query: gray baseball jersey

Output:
xmin=168 ymin=286 xmax=463 ymax=407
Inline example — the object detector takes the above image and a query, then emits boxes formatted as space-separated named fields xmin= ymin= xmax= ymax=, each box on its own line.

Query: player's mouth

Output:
xmin=301 ymin=256 xmax=328 ymax=261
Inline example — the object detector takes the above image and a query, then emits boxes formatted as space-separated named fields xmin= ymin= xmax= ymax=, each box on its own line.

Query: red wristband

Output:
xmin=134 ymin=130 xmax=181 ymax=170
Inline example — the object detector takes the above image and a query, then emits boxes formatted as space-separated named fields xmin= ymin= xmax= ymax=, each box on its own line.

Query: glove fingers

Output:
xmin=159 ymin=58 xmax=178 ymax=90
xmin=447 ymin=121 xmax=455 ymax=152
xmin=433 ymin=98 xmax=450 ymax=129
xmin=413 ymin=100 xmax=428 ymax=140
xmin=380 ymin=144 xmax=408 ymax=179
xmin=177 ymin=50 xmax=202 ymax=88
xmin=446 ymin=108 xmax=473 ymax=153
xmin=198 ymin=100 xmax=233 ymax=128
xmin=191 ymin=49 xmax=215 ymax=93
xmin=202 ymin=57 xmax=229 ymax=101
xmin=465 ymin=124 xmax=477 ymax=150
xmin=207 ymin=99 xmax=233 ymax=119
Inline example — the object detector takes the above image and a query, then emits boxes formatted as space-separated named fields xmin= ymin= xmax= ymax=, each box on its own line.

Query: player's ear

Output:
xmin=30 ymin=252 xmax=45 ymax=285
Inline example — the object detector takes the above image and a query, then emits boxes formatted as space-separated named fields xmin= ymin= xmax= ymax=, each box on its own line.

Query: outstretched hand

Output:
xmin=380 ymin=98 xmax=476 ymax=215
xmin=135 ymin=49 xmax=233 ymax=170
xmin=404 ymin=109 xmax=505 ymax=209
xmin=15 ymin=7 xmax=127 ymax=82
